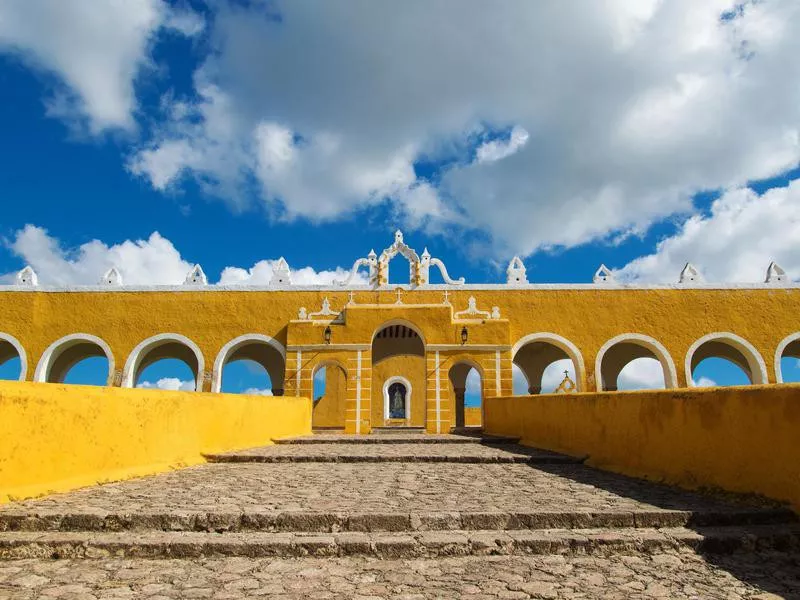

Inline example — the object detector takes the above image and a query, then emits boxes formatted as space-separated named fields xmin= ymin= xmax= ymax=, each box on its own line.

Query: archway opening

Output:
xmin=449 ymin=363 xmax=482 ymax=429
xmin=312 ymin=363 xmax=347 ymax=429
xmin=778 ymin=337 xmax=800 ymax=383
xmin=0 ymin=338 xmax=22 ymax=381
xmin=131 ymin=339 xmax=200 ymax=391
xmin=598 ymin=341 xmax=670 ymax=391
xmin=39 ymin=337 xmax=112 ymax=386
xmin=216 ymin=338 xmax=285 ymax=395
xmin=691 ymin=357 xmax=750 ymax=387
xmin=372 ymin=322 xmax=425 ymax=427
xmin=688 ymin=337 xmax=763 ymax=387
xmin=513 ymin=340 xmax=577 ymax=394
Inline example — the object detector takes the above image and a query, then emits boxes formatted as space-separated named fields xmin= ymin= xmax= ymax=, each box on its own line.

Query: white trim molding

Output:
xmin=0 ymin=332 xmax=27 ymax=381
xmin=775 ymin=332 xmax=800 ymax=383
xmin=511 ymin=332 xmax=586 ymax=392
xmin=212 ymin=334 xmax=286 ymax=393
xmin=34 ymin=333 xmax=114 ymax=385
xmin=383 ymin=375 xmax=412 ymax=421
xmin=594 ymin=333 xmax=678 ymax=391
xmin=685 ymin=331 xmax=768 ymax=386
xmin=122 ymin=333 xmax=205 ymax=391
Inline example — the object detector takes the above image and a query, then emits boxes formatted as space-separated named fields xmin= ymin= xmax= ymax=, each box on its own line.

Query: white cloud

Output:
xmin=218 ymin=259 xmax=366 ymax=286
xmin=693 ymin=376 xmax=717 ymax=387
xmin=127 ymin=0 xmax=800 ymax=256
xmin=242 ymin=387 xmax=273 ymax=396
xmin=617 ymin=357 xmax=666 ymax=390
xmin=137 ymin=377 xmax=195 ymax=391
xmin=0 ymin=0 xmax=202 ymax=133
xmin=618 ymin=181 xmax=800 ymax=282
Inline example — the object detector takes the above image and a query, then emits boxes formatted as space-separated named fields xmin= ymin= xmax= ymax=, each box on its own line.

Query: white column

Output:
xmin=355 ymin=350 xmax=362 ymax=434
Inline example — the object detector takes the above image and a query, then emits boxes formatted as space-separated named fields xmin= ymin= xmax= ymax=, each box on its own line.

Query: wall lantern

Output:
xmin=323 ymin=325 xmax=332 ymax=345
xmin=461 ymin=326 xmax=468 ymax=345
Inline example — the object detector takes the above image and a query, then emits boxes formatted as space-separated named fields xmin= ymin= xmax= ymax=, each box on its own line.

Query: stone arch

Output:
xmin=595 ymin=333 xmax=678 ymax=391
xmin=448 ymin=358 xmax=484 ymax=428
xmin=775 ymin=333 xmax=800 ymax=383
xmin=371 ymin=320 xmax=425 ymax=363
xmin=0 ymin=333 xmax=27 ymax=381
xmin=383 ymin=375 xmax=412 ymax=421
xmin=511 ymin=332 xmax=585 ymax=393
xmin=685 ymin=332 xmax=768 ymax=386
xmin=34 ymin=333 xmax=114 ymax=385
xmin=212 ymin=334 xmax=286 ymax=395
xmin=122 ymin=333 xmax=204 ymax=391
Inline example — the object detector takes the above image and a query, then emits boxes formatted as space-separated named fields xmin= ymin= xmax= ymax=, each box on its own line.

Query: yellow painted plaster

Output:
xmin=0 ymin=381 xmax=311 ymax=503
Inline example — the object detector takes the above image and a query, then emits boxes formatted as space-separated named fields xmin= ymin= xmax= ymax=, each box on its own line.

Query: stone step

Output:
xmin=275 ymin=433 xmax=520 ymax=445
xmin=2 ymin=525 xmax=798 ymax=560
xmin=2 ymin=508 xmax=793 ymax=534
xmin=370 ymin=426 xmax=426 ymax=434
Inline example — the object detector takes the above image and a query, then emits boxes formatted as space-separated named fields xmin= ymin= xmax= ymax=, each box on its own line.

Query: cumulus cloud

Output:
xmin=617 ymin=357 xmax=666 ymax=390
xmin=618 ymin=181 xmax=800 ymax=282
xmin=242 ymin=387 xmax=273 ymax=396
xmin=0 ymin=0 xmax=202 ymax=133
xmin=693 ymin=376 xmax=718 ymax=387
xmin=0 ymin=225 xmax=359 ymax=286
xmin=137 ymin=377 xmax=195 ymax=391
xmin=126 ymin=0 xmax=800 ymax=256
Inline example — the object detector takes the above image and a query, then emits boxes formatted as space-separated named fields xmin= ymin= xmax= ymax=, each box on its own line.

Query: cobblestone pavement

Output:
xmin=1 ymin=550 xmax=799 ymax=599
xmin=0 ymin=462 xmax=768 ymax=516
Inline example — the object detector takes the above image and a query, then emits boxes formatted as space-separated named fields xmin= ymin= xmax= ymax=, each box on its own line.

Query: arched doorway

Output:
xmin=212 ymin=334 xmax=286 ymax=395
xmin=512 ymin=333 xmax=584 ymax=394
xmin=685 ymin=332 xmax=767 ymax=387
xmin=449 ymin=362 xmax=482 ymax=429
xmin=775 ymin=333 xmax=800 ymax=383
xmin=595 ymin=334 xmax=677 ymax=391
xmin=123 ymin=334 xmax=204 ymax=391
xmin=34 ymin=333 xmax=114 ymax=386
xmin=0 ymin=333 xmax=26 ymax=381
xmin=312 ymin=362 xmax=347 ymax=429
xmin=371 ymin=321 xmax=425 ymax=428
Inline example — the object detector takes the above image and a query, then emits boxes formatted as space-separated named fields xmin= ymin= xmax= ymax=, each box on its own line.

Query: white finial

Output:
xmin=421 ymin=247 xmax=431 ymax=259
xmin=368 ymin=249 xmax=377 ymax=259
xmin=394 ymin=230 xmax=403 ymax=244
xmin=765 ymin=261 xmax=788 ymax=284
xmin=100 ymin=267 xmax=122 ymax=286
xmin=593 ymin=264 xmax=615 ymax=284
xmin=270 ymin=257 xmax=292 ymax=285
xmin=184 ymin=264 xmax=208 ymax=285
xmin=16 ymin=265 xmax=38 ymax=286
xmin=506 ymin=256 xmax=527 ymax=285
xmin=679 ymin=263 xmax=702 ymax=284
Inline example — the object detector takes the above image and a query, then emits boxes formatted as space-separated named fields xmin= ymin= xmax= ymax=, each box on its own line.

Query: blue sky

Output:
xmin=1 ymin=0 xmax=800 ymax=394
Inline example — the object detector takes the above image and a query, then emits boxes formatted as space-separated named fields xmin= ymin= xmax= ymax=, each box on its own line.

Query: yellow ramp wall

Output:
xmin=0 ymin=381 xmax=312 ymax=503
xmin=484 ymin=384 xmax=800 ymax=511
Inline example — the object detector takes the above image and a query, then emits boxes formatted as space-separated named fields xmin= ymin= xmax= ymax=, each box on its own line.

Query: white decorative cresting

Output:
xmin=765 ymin=261 xmax=788 ymax=284
xmin=100 ymin=267 xmax=122 ymax=286
xmin=16 ymin=266 xmax=38 ymax=286
xmin=300 ymin=297 xmax=344 ymax=323
xmin=454 ymin=296 xmax=499 ymax=320
xmin=506 ymin=257 xmax=527 ymax=285
xmin=184 ymin=264 xmax=208 ymax=285
xmin=270 ymin=257 xmax=292 ymax=285
xmin=679 ymin=263 xmax=703 ymax=284
xmin=593 ymin=264 xmax=616 ymax=284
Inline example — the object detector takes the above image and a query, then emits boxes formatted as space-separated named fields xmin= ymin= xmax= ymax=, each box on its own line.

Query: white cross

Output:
xmin=395 ymin=288 xmax=403 ymax=304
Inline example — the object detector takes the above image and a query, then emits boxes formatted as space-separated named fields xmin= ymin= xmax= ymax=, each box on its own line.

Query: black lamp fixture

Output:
xmin=460 ymin=326 xmax=468 ymax=345
xmin=323 ymin=325 xmax=332 ymax=345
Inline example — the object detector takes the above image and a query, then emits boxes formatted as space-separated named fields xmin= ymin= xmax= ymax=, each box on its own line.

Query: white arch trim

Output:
xmin=511 ymin=332 xmax=586 ymax=392
xmin=594 ymin=333 xmax=678 ymax=391
xmin=685 ymin=331 xmax=768 ymax=386
xmin=775 ymin=332 xmax=800 ymax=384
xmin=122 ymin=333 xmax=205 ymax=391
xmin=34 ymin=333 xmax=114 ymax=385
xmin=0 ymin=332 xmax=27 ymax=381
xmin=383 ymin=375 xmax=412 ymax=421
xmin=371 ymin=319 xmax=427 ymax=345
xmin=211 ymin=334 xmax=286 ymax=393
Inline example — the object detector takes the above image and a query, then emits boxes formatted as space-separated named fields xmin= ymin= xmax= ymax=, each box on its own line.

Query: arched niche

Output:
xmin=0 ymin=333 xmax=27 ymax=381
xmin=448 ymin=360 xmax=483 ymax=429
xmin=212 ymin=334 xmax=286 ymax=395
xmin=595 ymin=333 xmax=677 ymax=391
xmin=685 ymin=332 xmax=768 ymax=387
xmin=34 ymin=333 xmax=114 ymax=385
xmin=775 ymin=333 xmax=800 ymax=383
xmin=122 ymin=333 xmax=204 ymax=391
xmin=511 ymin=333 xmax=584 ymax=393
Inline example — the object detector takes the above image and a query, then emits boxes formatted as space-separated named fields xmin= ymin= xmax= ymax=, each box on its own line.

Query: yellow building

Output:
xmin=1 ymin=231 xmax=799 ymax=434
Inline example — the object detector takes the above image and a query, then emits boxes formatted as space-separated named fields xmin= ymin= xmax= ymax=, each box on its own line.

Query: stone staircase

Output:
xmin=0 ymin=434 xmax=798 ymax=561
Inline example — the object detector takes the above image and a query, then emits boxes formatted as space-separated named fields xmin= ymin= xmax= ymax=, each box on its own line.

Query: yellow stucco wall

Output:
xmin=464 ymin=407 xmax=482 ymax=427
xmin=484 ymin=384 xmax=800 ymax=511
xmin=312 ymin=364 xmax=347 ymax=428
xmin=0 ymin=381 xmax=312 ymax=504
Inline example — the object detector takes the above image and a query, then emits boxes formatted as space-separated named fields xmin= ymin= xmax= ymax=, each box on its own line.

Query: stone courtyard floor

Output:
xmin=0 ymin=433 xmax=799 ymax=599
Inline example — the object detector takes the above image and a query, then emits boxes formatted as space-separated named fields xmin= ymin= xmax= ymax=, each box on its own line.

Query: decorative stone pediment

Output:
xmin=679 ymin=263 xmax=703 ymax=284
xmin=100 ymin=267 xmax=122 ymax=286
xmin=765 ymin=261 xmax=788 ymax=284
xmin=297 ymin=297 xmax=344 ymax=323
xmin=506 ymin=257 xmax=527 ymax=285
xmin=184 ymin=264 xmax=208 ymax=285
xmin=454 ymin=296 xmax=500 ymax=320
xmin=16 ymin=266 xmax=38 ymax=286
xmin=270 ymin=257 xmax=292 ymax=286
xmin=593 ymin=264 xmax=616 ymax=284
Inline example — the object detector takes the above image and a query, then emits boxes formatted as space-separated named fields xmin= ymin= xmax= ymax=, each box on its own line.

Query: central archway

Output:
xmin=371 ymin=320 xmax=425 ymax=428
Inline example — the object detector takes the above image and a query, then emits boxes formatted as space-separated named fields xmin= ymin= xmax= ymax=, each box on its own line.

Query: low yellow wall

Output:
xmin=484 ymin=384 xmax=800 ymax=511
xmin=464 ymin=407 xmax=482 ymax=427
xmin=0 ymin=381 xmax=312 ymax=503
